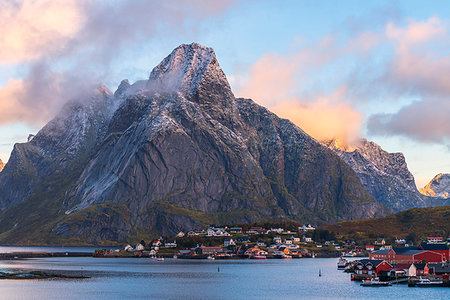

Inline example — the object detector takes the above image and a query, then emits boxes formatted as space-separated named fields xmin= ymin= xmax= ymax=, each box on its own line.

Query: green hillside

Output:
xmin=320 ymin=205 xmax=450 ymax=243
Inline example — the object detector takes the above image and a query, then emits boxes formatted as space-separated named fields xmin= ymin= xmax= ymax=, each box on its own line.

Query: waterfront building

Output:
xmin=419 ymin=242 xmax=450 ymax=261
xmin=427 ymin=237 xmax=443 ymax=243
xmin=408 ymin=263 xmax=429 ymax=277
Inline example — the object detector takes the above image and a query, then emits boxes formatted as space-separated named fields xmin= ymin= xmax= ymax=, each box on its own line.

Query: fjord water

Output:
xmin=0 ymin=255 xmax=447 ymax=299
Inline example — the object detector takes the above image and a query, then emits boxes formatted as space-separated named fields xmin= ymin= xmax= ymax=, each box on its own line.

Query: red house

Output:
xmin=365 ymin=245 xmax=375 ymax=251
xmin=419 ymin=242 xmax=450 ymax=261
xmin=370 ymin=247 xmax=444 ymax=263
xmin=352 ymin=259 xmax=393 ymax=280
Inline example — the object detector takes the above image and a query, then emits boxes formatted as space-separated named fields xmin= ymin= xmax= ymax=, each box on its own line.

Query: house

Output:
xmin=247 ymin=227 xmax=266 ymax=235
xmin=428 ymin=263 xmax=450 ymax=280
xmin=274 ymin=247 xmax=290 ymax=256
xmin=409 ymin=263 xmax=429 ymax=277
xmin=135 ymin=243 xmax=145 ymax=251
xmin=427 ymin=237 xmax=443 ymax=243
xmin=176 ymin=232 xmax=185 ymax=238
xmin=292 ymin=236 xmax=301 ymax=243
xmin=419 ymin=242 xmax=450 ymax=261
xmin=365 ymin=245 xmax=375 ymax=251
xmin=382 ymin=245 xmax=392 ymax=250
xmin=370 ymin=247 xmax=444 ymax=263
xmin=124 ymin=244 xmax=134 ymax=251
xmin=288 ymin=244 xmax=299 ymax=250
xmin=395 ymin=238 xmax=406 ymax=245
xmin=207 ymin=227 xmax=230 ymax=237
xmin=352 ymin=259 xmax=393 ymax=280
xmin=256 ymin=240 xmax=266 ymax=247
xmin=273 ymin=236 xmax=282 ymax=244
xmin=299 ymin=224 xmax=315 ymax=232
xmin=187 ymin=231 xmax=198 ymax=237
xmin=284 ymin=238 xmax=293 ymax=245
xmin=224 ymin=238 xmax=236 ymax=247
xmin=335 ymin=245 xmax=341 ymax=250
xmin=196 ymin=246 xmax=223 ymax=255
xmin=375 ymin=238 xmax=386 ymax=246
xmin=236 ymin=236 xmax=251 ymax=244
xmin=164 ymin=241 xmax=177 ymax=248
xmin=270 ymin=228 xmax=284 ymax=234
xmin=152 ymin=240 xmax=162 ymax=247
xmin=229 ymin=227 xmax=242 ymax=234
xmin=303 ymin=236 xmax=312 ymax=243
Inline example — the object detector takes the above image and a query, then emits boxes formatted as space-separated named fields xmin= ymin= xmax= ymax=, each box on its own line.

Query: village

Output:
xmin=93 ymin=224 xmax=450 ymax=288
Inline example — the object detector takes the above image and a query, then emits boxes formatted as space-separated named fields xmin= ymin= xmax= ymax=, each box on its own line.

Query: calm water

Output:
xmin=0 ymin=250 xmax=448 ymax=299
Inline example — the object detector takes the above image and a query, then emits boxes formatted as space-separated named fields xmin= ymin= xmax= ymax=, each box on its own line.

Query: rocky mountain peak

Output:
xmin=148 ymin=42 xmax=230 ymax=96
xmin=420 ymin=173 xmax=450 ymax=199
xmin=324 ymin=137 xmax=424 ymax=211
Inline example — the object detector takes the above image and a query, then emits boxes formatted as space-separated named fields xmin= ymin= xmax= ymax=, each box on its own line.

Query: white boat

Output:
xmin=337 ymin=257 xmax=348 ymax=270
xmin=360 ymin=278 xmax=392 ymax=287
xmin=415 ymin=278 xmax=443 ymax=287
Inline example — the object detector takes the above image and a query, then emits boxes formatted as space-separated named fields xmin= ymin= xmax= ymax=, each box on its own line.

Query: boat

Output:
xmin=282 ymin=255 xmax=292 ymax=259
xmin=207 ymin=256 xmax=215 ymax=260
xmin=360 ymin=278 xmax=392 ymax=287
xmin=251 ymin=255 xmax=267 ymax=259
xmin=337 ymin=257 xmax=348 ymax=270
xmin=415 ymin=278 xmax=443 ymax=287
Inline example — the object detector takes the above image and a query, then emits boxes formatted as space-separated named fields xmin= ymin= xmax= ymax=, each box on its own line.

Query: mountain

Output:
xmin=0 ymin=159 xmax=4 ymax=173
xmin=420 ymin=173 xmax=450 ymax=199
xmin=321 ymin=205 xmax=450 ymax=242
xmin=324 ymin=138 xmax=426 ymax=211
xmin=0 ymin=43 xmax=388 ymax=245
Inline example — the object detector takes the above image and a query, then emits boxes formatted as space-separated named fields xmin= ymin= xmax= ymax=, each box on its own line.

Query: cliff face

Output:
xmin=0 ymin=159 xmax=4 ymax=173
xmin=324 ymin=139 xmax=427 ymax=211
xmin=420 ymin=173 xmax=450 ymax=199
xmin=0 ymin=43 xmax=387 ymax=244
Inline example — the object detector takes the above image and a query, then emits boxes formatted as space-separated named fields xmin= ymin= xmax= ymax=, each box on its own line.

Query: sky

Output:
xmin=0 ymin=0 xmax=449 ymax=188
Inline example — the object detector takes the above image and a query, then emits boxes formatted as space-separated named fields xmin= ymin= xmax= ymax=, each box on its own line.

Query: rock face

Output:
xmin=420 ymin=173 xmax=450 ymax=199
xmin=0 ymin=43 xmax=388 ymax=244
xmin=324 ymin=139 xmax=427 ymax=211
xmin=0 ymin=159 xmax=4 ymax=173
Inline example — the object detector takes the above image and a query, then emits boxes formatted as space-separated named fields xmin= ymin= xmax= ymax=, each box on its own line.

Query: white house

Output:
xmin=224 ymin=238 xmax=236 ymax=247
xmin=303 ymin=236 xmax=313 ymax=243
xmin=207 ymin=227 xmax=230 ymax=237
xmin=135 ymin=243 xmax=145 ymax=251
xmin=164 ymin=241 xmax=177 ymax=248
xmin=284 ymin=239 xmax=293 ymax=245
xmin=299 ymin=224 xmax=315 ymax=232
xmin=270 ymin=228 xmax=284 ymax=234
xmin=124 ymin=244 xmax=134 ymax=252
xmin=273 ymin=236 xmax=282 ymax=244
xmin=395 ymin=238 xmax=406 ymax=244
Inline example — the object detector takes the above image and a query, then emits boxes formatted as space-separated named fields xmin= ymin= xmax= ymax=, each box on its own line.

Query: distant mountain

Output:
xmin=321 ymin=205 xmax=450 ymax=242
xmin=0 ymin=159 xmax=4 ymax=172
xmin=324 ymin=138 xmax=427 ymax=211
xmin=0 ymin=43 xmax=388 ymax=245
xmin=420 ymin=173 xmax=450 ymax=199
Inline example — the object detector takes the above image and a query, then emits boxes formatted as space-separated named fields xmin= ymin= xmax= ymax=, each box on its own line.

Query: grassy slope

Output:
xmin=320 ymin=205 xmax=450 ymax=241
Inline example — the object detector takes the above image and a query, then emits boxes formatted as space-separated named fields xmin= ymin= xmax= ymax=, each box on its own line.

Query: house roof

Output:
xmin=372 ymin=249 xmax=390 ymax=254
xmin=420 ymin=242 xmax=449 ymax=251
xmin=357 ymin=259 xmax=387 ymax=267
xmin=412 ymin=263 xmax=427 ymax=270
xmin=428 ymin=263 xmax=450 ymax=273
xmin=395 ymin=249 xmax=424 ymax=256
xmin=393 ymin=263 xmax=411 ymax=270
xmin=392 ymin=247 xmax=419 ymax=254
